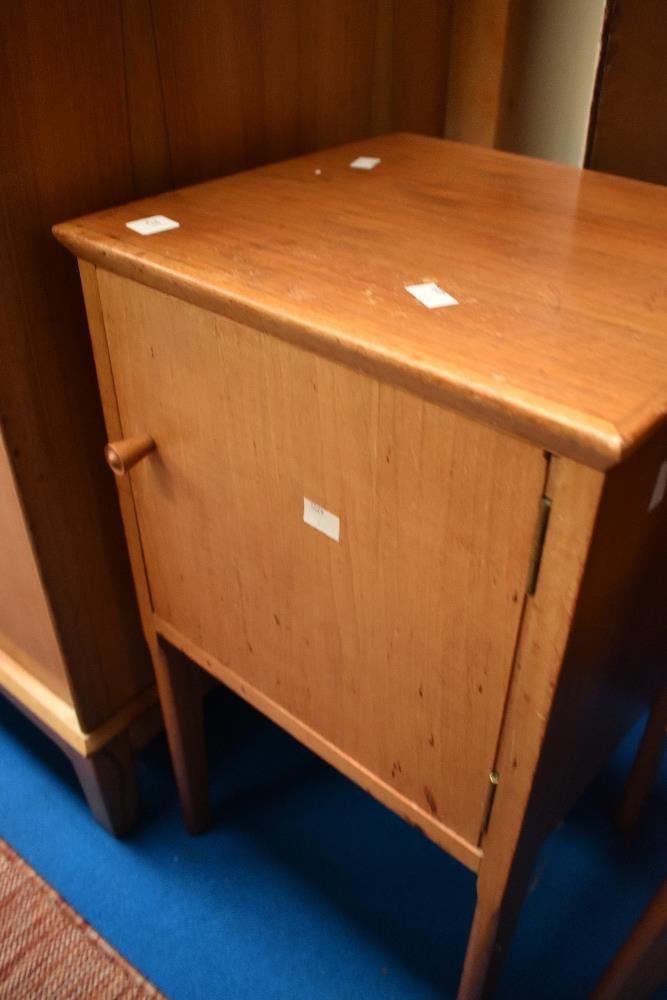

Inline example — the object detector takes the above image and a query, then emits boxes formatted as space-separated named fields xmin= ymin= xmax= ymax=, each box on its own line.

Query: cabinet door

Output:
xmin=98 ymin=270 xmax=547 ymax=851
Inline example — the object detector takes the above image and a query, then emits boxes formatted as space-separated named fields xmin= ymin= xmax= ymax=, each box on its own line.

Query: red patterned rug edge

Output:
xmin=0 ymin=836 xmax=165 ymax=998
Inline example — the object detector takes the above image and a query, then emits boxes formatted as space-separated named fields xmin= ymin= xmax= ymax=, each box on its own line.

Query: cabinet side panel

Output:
xmin=97 ymin=271 xmax=548 ymax=844
xmin=0 ymin=426 xmax=70 ymax=700
xmin=533 ymin=424 xmax=667 ymax=833
xmin=0 ymin=0 xmax=153 ymax=730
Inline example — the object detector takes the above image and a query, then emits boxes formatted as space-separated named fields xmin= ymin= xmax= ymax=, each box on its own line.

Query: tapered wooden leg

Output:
xmin=69 ymin=733 xmax=139 ymax=837
xmin=592 ymin=879 xmax=667 ymax=1000
xmin=592 ymin=688 xmax=667 ymax=997
xmin=457 ymin=832 xmax=540 ymax=999
xmin=153 ymin=638 xmax=211 ymax=834
xmin=617 ymin=688 xmax=667 ymax=833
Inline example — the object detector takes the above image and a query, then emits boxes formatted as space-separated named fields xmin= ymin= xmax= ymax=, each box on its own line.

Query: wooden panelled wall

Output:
xmin=586 ymin=0 xmax=667 ymax=185
xmin=0 ymin=0 xmax=511 ymax=728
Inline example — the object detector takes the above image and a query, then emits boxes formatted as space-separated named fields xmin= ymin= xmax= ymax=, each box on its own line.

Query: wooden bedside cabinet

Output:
xmin=54 ymin=134 xmax=667 ymax=997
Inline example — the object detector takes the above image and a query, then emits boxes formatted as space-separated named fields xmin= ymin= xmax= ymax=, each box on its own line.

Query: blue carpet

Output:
xmin=0 ymin=688 xmax=665 ymax=999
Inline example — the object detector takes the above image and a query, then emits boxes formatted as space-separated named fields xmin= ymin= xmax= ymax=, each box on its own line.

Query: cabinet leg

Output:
xmin=591 ymin=878 xmax=667 ymax=1000
xmin=69 ymin=734 xmax=139 ymax=837
xmin=617 ymin=688 xmax=667 ymax=833
xmin=153 ymin=638 xmax=211 ymax=834
xmin=457 ymin=837 xmax=539 ymax=999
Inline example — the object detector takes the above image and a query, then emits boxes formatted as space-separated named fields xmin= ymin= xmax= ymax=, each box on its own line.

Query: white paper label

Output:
xmin=126 ymin=215 xmax=180 ymax=236
xmin=648 ymin=458 xmax=667 ymax=512
xmin=350 ymin=156 xmax=381 ymax=170
xmin=405 ymin=282 xmax=458 ymax=309
xmin=303 ymin=498 xmax=340 ymax=542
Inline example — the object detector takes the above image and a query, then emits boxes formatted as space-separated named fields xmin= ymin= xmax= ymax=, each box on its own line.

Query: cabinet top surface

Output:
xmin=54 ymin=133 xmax=667 ymax=469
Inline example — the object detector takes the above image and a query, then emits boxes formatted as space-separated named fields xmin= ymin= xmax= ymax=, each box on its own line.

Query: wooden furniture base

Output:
xmin=0 ymin=401 xmax=154 ymax=835
xmin=68 ymin=733 xmax=139 ymax=838
xmin=0 ymin=644 xmax=158 ymax=836
xmin=55 ymin=134 xmax=667 ymax=996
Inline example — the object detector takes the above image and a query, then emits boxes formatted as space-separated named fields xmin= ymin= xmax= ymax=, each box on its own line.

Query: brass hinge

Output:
xmin=525 ymin=495 xmax=552 ymax=596
xmin=480 ymin=770 xmax=499 ymax=840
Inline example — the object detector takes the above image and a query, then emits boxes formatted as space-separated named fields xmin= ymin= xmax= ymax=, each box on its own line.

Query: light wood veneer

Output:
xmin=55 ymin=134 xmax=667 ymax=997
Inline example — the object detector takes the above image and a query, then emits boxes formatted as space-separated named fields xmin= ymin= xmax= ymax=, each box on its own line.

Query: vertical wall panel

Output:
xmin=150 ymin=0 xmax=268 ymax=183
xmin=120 ymin=0 xmax=174 ymax=196
xmin=0 ymin=0 xmax=152 ymax=728
xmin=0 ymin=0 xmax=455 ymax=730
xmin=289 ymin=0 xmax=380 ymax=150
xmin=445 ymin=0 xmax=512 ymax=147
xmin=586 ymin=0 xmax=667 ymax=185
xmin=391 ymin=0 xmax=453 ymax=133
xmin=151 ymin=0 xmax=387 ymax=186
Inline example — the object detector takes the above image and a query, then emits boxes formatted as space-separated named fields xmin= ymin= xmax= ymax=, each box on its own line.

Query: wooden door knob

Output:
xmin=105 ymin=434 xmax=155 ymax=476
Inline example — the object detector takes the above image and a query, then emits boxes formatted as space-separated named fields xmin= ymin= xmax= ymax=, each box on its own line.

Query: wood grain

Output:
xmin=69 ymin=733 xmax=139 ymax=836
xmin=64 ymin=130 xmax=667 ymax=992
xmin=77 ymin=262 xmax=159 ymax=652
xmin=2 ymin=0 xmax=459 ymax=742
xmin=119 ymin=0 xmax=174 ymax=197
xmin=3 ymin=0 xmax=508 ymax=837
xmin=148 ymin=0 xmax=455 ymax=188
xmin=0 ymin=0 xmax=152 ymax=730
xmin=95 ymin=270 xmax=547 ymax=846
xmin=461 ymin=426 xmax=667 ymax=994
xmin=152 ymin=640 xmax=211 ymax=835
xmin=459 ymin=456 xmax=605 ymax=998
xmin=3 ymin=0 xmax=453 ymax=746
xmin=586 ymin=0 xmax=667 ymax=185
xmin=151 ymin=0 xmax=382 ymax=186
xmin=445 ymin=0 xmax=513 ymax=146
xmin=0 ymin=642 xmax=157 ymax=758
xmin=527 ymin=421 xmax=667 ymax=839
xmin=390 ymin=0 xmax=452 ymax=133
xmin=0 ymin=428 xmax=69 ymax=700
xmin=156 ymin=616 xmax=481 ymax=871
xmin=54 ymin=133 xmax=667 ymax=470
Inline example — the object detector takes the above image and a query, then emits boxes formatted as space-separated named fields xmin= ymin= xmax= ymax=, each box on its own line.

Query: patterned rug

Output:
xmin=0 ymin=838 xmax=164 ymax=998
